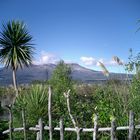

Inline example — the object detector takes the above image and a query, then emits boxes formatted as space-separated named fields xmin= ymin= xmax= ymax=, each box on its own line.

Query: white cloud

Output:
xmin=107 ymin=60 xmax=117 ymax=66
xmin=33 ymin=51 xmax=60 ymax=65
xmin=80 ymin=56 xmax=124 ymax=66
xmin=80 ymin=57 xmax=97 ymax=66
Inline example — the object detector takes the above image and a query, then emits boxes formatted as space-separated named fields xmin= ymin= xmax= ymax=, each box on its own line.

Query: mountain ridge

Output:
xmin=0 ymin=63 xmax=132 ymax=86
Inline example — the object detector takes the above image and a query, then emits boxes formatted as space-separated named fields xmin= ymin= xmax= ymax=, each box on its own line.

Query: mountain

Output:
xmin=0 ymin=63 xmax=132 ymax=86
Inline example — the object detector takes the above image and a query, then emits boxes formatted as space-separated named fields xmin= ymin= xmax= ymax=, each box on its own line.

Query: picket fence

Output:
xmin=2 ymin=87 xmax=140 ymax=140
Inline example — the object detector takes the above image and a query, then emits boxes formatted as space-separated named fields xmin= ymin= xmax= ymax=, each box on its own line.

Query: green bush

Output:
xmin=0 ymin=120 xmax=8 ymax=140
xmin=2 ymin=68 xmax=140 ymax=139
xmin=14 ymin=84 xmax=48 ymax=124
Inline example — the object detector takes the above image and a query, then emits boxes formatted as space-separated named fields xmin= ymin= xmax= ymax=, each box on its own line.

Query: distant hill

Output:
xmin=0 ymin=63 xmax=132 ymax=86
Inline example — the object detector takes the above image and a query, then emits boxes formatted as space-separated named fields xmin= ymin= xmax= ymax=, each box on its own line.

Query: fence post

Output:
xmin=48 ymin=86 xmax=52 ymax=140
xmin=93 ymin=114 xmax=98 ymax=140
xmin=60 ymin=118 xmax=64 ymax=140
xmin=36 ymin=132 xmax=40 ymax=140
xmin=38 ymin=118 xmax=43 ymax=140
xmin=76 ymin=127 xmax=82 ymax=140
xmin=22 ymin=109 xmax=27 ymax=140
xmin=110 ymin=118 xmax=117 ymax=140
xmin=6 ymin=105 xmax=13 ymax=140
xmin=128 ymin=111 xmax=134 ymax=140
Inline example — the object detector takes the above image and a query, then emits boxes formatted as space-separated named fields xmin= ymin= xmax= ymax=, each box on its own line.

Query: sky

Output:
xmin=0 ymin=0 xmax=140 ymax=73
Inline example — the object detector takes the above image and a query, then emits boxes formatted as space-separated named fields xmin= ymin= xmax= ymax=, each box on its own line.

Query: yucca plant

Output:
xmin=14 ymin=85 xmax=48 ymax=124
xmin=0 ymin=20 xmax=34 ymax=95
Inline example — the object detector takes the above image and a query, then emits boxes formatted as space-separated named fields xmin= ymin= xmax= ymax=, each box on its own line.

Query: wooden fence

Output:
xmin=2 ymin=87 xmax=140 ymax=140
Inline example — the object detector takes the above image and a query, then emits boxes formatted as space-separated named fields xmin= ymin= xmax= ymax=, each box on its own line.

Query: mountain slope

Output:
xmin=0 ymin=63 xmax=132 ymax=86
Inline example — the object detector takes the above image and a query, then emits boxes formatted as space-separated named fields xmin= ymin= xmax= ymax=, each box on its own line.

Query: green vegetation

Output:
xmin=125 ymin=49 xmax=140 ymax=76
xmin=14 ymin=85 xmax=48 ymax=123
xmin=49 ymin=60 xmax=73 ymax=94
xmin=2 ymin=77 xmax=139 ymax=139
xmin=0 ymin=121 xmax=8 ymax=140
xmin=1 ymin=60 xmax=139 ymax=139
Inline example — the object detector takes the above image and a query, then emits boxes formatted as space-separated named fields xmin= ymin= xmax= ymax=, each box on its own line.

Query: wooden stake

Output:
xmin=38 ymin=118 xmax=43 ymax=140
xmin=60 ymin=118 xmax=64 ymax=140
xmin=111 ymin=118 xmax=117 ymax=140
xmin=6 ymin=105 xmax=13 ymax=140
xmin=22 ymin=109 xmax=27 ymax=140
xmin=128 ymin=111 xmax=134 ymax=140
xmin=48 ymin=86 xmax=52 ymax=140
xmin=93 ymin=114 xmax=98 ymax=140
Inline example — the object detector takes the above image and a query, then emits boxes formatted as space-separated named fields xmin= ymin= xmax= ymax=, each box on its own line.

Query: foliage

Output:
xmin=0 ymin=87 xmax=10 ymax=139
xmin=0 ymin=20 xmax=34 ymax=69
xmin=1 ymin=78 xmax=140 ymax=139
xmin=49 ymin=60 xmax=75 ymax=129
xmin=31 ymin=80 xmax=48 ymax=85
xmin=14 ymin=84 xmax=48 ymax=124
xmin=49 ymin=60 xmax=73 ymax=94
xmin=125 ymin=48 xmax=140 ymax=75
xmin=0 ymin=121 xmax=8 ymax=140
xmin=12 ymin=85 xmax=48 ymax=139
xmin=129 ymin=76 xmax=140 ymax=121
xmin=6 ymin=61 xmax=75 ymax=139
xmin=0 ymin=20 xmax=34 ymax=90
xmin=2 ymin=52 xmax=140 ymax=139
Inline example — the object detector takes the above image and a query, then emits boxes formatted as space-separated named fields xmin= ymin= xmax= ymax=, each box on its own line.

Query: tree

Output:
xmin=49 ymin=61 xmax=74 ymax=117
xmin=0 ymin=20 xmax=34 ymax=94
xmin=49 ymin=60 xmax=73 ymax=94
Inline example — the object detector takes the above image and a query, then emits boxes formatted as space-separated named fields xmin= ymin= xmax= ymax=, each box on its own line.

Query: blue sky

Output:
xmin=0 ymin=0 xmax=140 ymax=73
